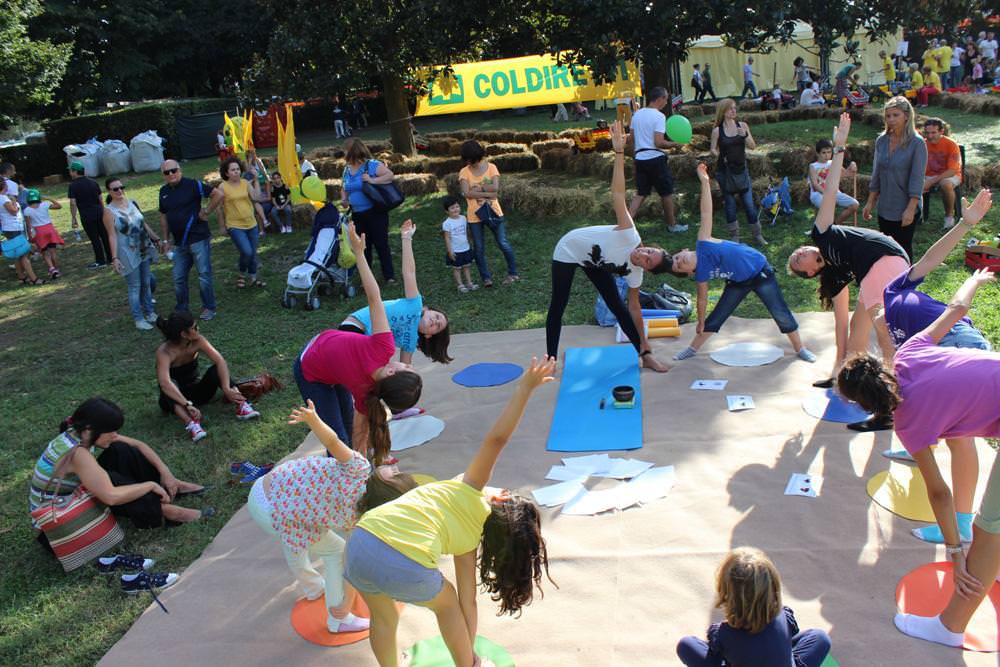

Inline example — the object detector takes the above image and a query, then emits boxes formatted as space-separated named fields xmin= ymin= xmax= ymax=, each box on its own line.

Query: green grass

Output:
xmin=3 ymin=108 xmax=1000 ymax=666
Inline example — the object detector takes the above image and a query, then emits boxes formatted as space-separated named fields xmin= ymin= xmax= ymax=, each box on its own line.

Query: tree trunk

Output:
xmin=382 ymin=70 xmax=414 ymax=156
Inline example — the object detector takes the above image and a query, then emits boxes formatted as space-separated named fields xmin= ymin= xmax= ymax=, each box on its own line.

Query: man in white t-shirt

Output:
xmin=741 ymin=57 xmax=759 ymax=98
xmin=979 ymin=31 xmax=998 ymax=60
xmin=627 ymin=86 xmax=687 ymax=234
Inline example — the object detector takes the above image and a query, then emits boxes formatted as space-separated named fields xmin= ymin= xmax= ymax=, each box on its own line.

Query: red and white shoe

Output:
xmin=186 ymin=421 xmax=208 ymax=442
xmin=235 ymin=401 xmax=260 ymax=420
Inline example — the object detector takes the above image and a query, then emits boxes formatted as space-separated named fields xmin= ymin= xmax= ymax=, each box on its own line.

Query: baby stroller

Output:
xmin=281 ymin=204 xmax=356 ymax=310
xmin=757 ymin=177 xmax=794 ymax=226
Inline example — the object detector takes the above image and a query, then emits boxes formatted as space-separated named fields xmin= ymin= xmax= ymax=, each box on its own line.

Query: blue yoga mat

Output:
xmin=801 ymin=388 xmax=873 ymax=424
xmin=641 ymin=308 xmax=680 ymax=319
xmin=452 ymin=362 xmax=523 ymax=387
xmin=546 ymin=345 xmax=643 ymax=452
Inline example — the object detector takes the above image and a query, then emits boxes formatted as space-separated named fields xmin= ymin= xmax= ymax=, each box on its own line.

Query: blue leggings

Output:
xmin=703 ymin=266 xmax=798 ymax=334
xmin=292 ymin=356 xmax=353 ymax=449
xmin=677 ymin=628 xmax=831 ymax=667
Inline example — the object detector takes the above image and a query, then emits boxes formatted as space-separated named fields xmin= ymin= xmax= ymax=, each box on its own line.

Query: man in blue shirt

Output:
xmin=158 ymin=159 xmax=222 ymax=320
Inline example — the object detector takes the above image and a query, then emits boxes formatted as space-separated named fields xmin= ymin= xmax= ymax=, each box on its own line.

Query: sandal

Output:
xmin=252 ymin=279 xmax=266 ymax=288
xmin=176 ymin=484 xmax=212 ymax=498
xmin=503 ymin=275 xmax=521 ymax=285
xmin=483 ymin=279 xmax=494 ymax=288
xmin=26 ymin=278 xmax=45 ymax=286
xmin=236 ymin=276 xmax=246 ymax=288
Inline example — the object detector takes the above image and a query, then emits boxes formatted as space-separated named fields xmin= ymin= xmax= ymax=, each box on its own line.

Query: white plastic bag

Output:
xmin=129 ymin=131 xmax=166 ymax=172
xmin=63 ymin=141 xmax=102 ymax=177
xmin=99 ymin=140 xmax=132 ymax=175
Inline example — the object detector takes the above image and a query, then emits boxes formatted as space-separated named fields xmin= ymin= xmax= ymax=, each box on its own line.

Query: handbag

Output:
xmin=30 ymin=453 xmax=124 ymax=572
xmin=719 ymin=160 xmax=751 ymax=195
xmin=1 ymin=233 xmax=30 ymax=259
xmin=337 ymin=221 xmax=356 ymax=268
xmin=235 ymin=372 xmax=284 ymax=401
xmin=475 ymin=201 xmax=504 ymax=231
xmin=360 ymin=161 xmax=405 ymax=213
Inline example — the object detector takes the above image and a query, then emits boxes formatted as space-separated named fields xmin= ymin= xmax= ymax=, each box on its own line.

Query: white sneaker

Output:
xmin=943 ymin=217 xmax=956 ymax=229
xmin=668 ymin=224 xmax=689 ymax=233
xmin=144 ymin=312 xmax=158 ymax=323
xmin=135 ymin=319 xmax=154 ymax=330
xmin=186 ymin=421 xmax=208 ymax=442
xmin=236 ymin=401 xmax=260 ymax=420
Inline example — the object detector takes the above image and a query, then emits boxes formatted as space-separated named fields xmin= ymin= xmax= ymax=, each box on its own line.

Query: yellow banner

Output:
xmin=415 ymin=53 xmax=641 ymax=117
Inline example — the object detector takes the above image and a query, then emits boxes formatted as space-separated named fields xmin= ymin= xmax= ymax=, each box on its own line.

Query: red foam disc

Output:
xmin=895 ymin=561 xmax=1000 ymax=652
xmin=290 ymin=595 xmax=371 ymax=647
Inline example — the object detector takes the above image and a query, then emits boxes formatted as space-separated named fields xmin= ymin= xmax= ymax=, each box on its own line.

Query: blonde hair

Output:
xmin=714 ymin=547 xmax=783 ymax=634
xmin=714 ymin=98 xmax=737 ymax=127
xmin=882 ymin=96 xmax=916 ymax=147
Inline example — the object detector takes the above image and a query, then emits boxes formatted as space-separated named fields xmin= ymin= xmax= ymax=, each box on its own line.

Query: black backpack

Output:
xmin=652 ymin=283 xmax=693 ymax=323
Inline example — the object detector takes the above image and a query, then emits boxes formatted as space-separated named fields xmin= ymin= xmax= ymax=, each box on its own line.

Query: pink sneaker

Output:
xmin=327 ymin=613 xmax=370 ymax=633
xmin=186 ymin=421 xmax=208 ymax=442
xmin=235 ymin=401 xmax=260 ymax=420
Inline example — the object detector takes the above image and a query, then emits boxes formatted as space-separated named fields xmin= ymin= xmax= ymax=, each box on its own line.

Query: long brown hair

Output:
xmin=345 ymin=138 xmax=372 ymax=165
xmin=417 ymin=307 xmax=452 ymax=364
xmin=363 ymin=371 xmax=422 ymax=464
xmin=715 ymin=547 xmax=782 ymax=634
xmin=478 ymin=494 xmax=555 ymax=616
xmin=356 ymin=471 xmax=418 ymax=514
xmin=836 ymin=353 xmax=901 ymax=416
xmin=715 ymin=98 xmax=737 ymax=127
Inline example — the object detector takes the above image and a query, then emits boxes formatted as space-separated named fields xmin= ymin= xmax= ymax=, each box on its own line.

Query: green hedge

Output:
xmin=42 ymin=98 xmax=236 ymax=165
xmin=0 ymin=142 xmax=65 ymax=183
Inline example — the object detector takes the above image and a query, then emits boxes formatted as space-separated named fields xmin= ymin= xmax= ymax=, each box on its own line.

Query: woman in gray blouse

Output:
xmin=103 ymin=176 xmax=161 ymax=330
xmin=862 ymin=96 xmax=927 ymax=260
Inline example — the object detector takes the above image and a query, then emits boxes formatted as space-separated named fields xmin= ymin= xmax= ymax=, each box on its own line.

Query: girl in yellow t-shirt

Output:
xmin=218 ymin=157 xmax=266 ymax=287
xmin=345 ymin=356 xmax=556 ymax=667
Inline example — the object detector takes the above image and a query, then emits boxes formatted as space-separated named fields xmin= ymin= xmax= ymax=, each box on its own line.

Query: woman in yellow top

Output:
xmin=458 ymin=140 xmax=519 ymax=287
xmin=345 ymin=356 xmax=556 ymax=667
xmin=218 ymin=157 xmax=265 ymax=288
xmin=879 ymin=50 xmax=895 ymax=83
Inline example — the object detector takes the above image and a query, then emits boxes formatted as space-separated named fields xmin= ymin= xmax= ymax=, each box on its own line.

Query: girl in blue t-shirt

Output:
xmin=340 ymin=220 xmax=452 ymax=364
xmin=666 ymin=164 xmax=816 ymax=362
xmin=677 ymin=547 xmax=831 ymax=667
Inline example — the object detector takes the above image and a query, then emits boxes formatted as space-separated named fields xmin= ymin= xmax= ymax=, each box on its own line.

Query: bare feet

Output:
xmin=162 ymin=505 xmax=203 ymax=523
xmin=641 ymin=354 xmax=670 ymax=373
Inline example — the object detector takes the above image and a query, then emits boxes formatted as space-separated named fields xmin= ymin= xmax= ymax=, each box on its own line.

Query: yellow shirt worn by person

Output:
xmin=221 ymin=180 xmax=256 ymax=230
xmin=911 ymin=71 xmax=924 ymax=88
xmin=882 ymin=57 xmax=896 ymax=82
xmin=926 ymin=71 xmax=942 ymax=90
xmin=922 ymin=49 xmax=937 ymax=71
xmin=935 ymin=46 xmax=952 ymax=74
xmin=357 ymin=479 xmax=490 ymax=569
xmin=459 ymin=162 xmax=503 ymax=223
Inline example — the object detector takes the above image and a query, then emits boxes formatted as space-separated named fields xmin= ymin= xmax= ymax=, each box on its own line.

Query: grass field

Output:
xmin=1 ymin=103 xmax=998 ymax=665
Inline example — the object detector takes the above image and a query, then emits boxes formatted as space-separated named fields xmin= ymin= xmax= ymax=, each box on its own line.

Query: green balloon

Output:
xmin=300 ymin=175 xmax=326 ymax=202
xmin=666 ymin=114 xmax=693 ymax=144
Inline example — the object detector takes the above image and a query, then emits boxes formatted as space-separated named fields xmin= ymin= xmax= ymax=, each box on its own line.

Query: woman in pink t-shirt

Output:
xmin=292 ymin=222 xmax=422 ymax=464
xmin=838 ymin=268 xmax=999 ymax=606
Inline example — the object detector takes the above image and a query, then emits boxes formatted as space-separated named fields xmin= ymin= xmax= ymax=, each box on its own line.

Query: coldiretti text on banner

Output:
xmin=414 ymin=53 xmax=642 ymax=117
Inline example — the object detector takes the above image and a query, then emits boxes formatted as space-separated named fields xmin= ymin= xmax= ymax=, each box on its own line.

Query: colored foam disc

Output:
xmin=407 ymin=635 xmax=515 ymax=666
xmin=866 ymin=465 xmax=936 ymax=522
xmin=290 ymin=595 xmax=371 ymax=647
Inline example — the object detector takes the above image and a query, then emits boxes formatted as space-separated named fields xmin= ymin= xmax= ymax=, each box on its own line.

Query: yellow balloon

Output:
xmin=300 ymin=175 xmax=326 ymax=202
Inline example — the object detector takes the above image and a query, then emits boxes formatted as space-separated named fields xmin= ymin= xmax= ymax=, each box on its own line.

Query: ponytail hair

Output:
xmin=356 ymin=470 xmax=418 ymax=514
xmin=836 ymin=353 xmax=901 ymax=416
xmin=59 ymin=397 xmax=124 ymax=439
xmin=364 ymin=370 xmax=422 ymax=464
xmin=156 ymin=311 xmax=196 ymax=342
xmin=479 ymin=494 xmax=554 ymax=616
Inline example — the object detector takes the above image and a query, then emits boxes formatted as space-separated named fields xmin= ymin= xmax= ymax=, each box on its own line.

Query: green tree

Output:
xmin=1 ymin=0 xmax=70 ymax=124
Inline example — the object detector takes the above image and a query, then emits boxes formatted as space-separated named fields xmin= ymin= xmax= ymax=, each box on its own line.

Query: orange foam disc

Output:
xmin=290 ymin=595 xmax=371 ymax=646
xmin=895 ymin=561 xmax=1000 ymax=652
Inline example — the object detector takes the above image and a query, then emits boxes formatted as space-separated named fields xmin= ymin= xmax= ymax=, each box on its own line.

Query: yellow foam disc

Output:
xmin=866 ymin=463 xmax=935 ymax=522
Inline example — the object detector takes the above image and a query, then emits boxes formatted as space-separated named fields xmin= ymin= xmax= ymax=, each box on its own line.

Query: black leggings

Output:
xmin=546 ymin=260 xmax=642 ymax=358
xmin=353 ymin=208 xmax=395 ymax=280
xmin=81 ymin=215 xmax=111 ymax=265
xmin=158 ymin=363 xmax=233 ymax=413
xmin=878 ymin=213 xmax=918 ymax=262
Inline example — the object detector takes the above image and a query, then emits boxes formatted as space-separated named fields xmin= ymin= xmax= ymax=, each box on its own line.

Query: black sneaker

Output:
xmin=847 ymin=414 xmax=894 ymax=432
xmin=812 ymin=378 xmax=834 ymax=389
xmin=86 ymin=262 xmax=106 ymax=270
xmin=121 ymin=571 xmax=178 ymax=614
xmin=97 ymin=554 xmax=155 ymax=573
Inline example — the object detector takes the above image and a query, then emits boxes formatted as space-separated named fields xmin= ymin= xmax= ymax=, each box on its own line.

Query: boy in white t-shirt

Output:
xmin=807 ymin=139 xmax=859 ymax=224
xmin=440 ymin=196 xmax=477 ymax=292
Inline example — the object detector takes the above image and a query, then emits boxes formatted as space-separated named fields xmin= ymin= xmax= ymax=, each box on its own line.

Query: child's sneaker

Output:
xmin=235 ymin=401 xmax=260 ymax=420
xmin=97 ymin=554 xmax=155 ymax=573
xmin=135 ymin=319 xmax=154 ymax=331
xmin=458 ymin=284 xmax=469 ymax=293
xmin=186 ymin=421 xmax=208 ymax=442
xmin=466 ymin=283 xmax=479 ymax=291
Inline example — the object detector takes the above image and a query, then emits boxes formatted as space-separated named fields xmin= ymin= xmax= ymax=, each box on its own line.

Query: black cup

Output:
xmin=612 ymin=385 xmax=635 ymax=402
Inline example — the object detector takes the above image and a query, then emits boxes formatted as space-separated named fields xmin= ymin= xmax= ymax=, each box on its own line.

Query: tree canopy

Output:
xmin=1 ymin=1 xmax=70 ymax=125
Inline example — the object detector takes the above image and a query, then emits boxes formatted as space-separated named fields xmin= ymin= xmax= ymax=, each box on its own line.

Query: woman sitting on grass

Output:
xmin=344 ymin=356 xmax=555 ymax=667
xmin=666 ymin=163 xmax=816 ymax=363
xmin=155 ymin=311 xmax=260 ymax=442
xmin=248 ymin=398 xmax=417 ymax=634
xmin=30 ymin=397 xmax=211 ymax=555
xmin=341 ymin=220 xmax=452 ymax=364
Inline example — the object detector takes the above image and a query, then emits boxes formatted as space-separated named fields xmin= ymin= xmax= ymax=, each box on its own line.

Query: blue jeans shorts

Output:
xmin=344 ymin=528 xmax=444 ymax=603
xmin=939 ymin=321 xmax=992 ymax=351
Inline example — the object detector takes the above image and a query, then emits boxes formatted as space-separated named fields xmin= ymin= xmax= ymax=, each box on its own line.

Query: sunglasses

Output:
xmin=110 ymin=186 xmax=125 ymax=192
xmin=162 ymin=168 xmax=179 ymax=175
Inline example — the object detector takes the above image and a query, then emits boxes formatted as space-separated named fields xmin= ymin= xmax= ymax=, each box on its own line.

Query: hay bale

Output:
xmin=312 ymin=157 xmax=346 ymax=180
xmin=762 ymin=111 xmax=782 ymax=124
xmin=688 ymin=135 xmax=711 ymax=151
xmin=390 ymin=157 xmax=432 ymax=175
xmin=426 ymin=130 xmax=475 ymax=141
xmin=394 ymin=173 xmax=439 ymax=196
xmin=323 ymin=179 xmax=343 ymax=202
xmin=530 ymin=138 xmax=574 ymax=156
xmin=846 ymin=141 xmax=875 ymax=170
xmin=677 ymin=106 xmax=705 ymax=119
xmin=702 ymin=103 xmax=720 ymax=116
xmin=964 ymin=165 xmax=984 ymax=192
xmin=981 ymin=161 xmax=1000 ymax=188
xmin=485 ymin=142 xmax=529 ymax=156
xmin=490 ymin=152 xmax=540 ymax=173
xmin=668 ymin=152 xmax=704 ymax=181
xmin=422 ymin=156 xmax=466 ymax=177
xmin=427 ymin=138 xmax=461 ymax=156
xmin=500 ymin=177 xmax=599 ymax=218
xmin=692 ymin=120 xmax=714 ymax=138
xmin=789 ymin=178 xmax=811 ymax=205
xmin=442 ymin=173 xmax=462 ymax=198
xmin=540 ymin=148 xmax=572 ymax=171
xmin=745 ymin=151 xmax=774 ymax=178
xmin=773 ymin=146 xmax=814 ymax=178
xmin=740 ymin=111 xmax=768 ymax=126
xmin=309 ymin=146 xmax=342 ymax=159
xmin=737 ymin=99 xmax=759 ymax=112
xmin=292 ymin=203 xmax=317 ymax=228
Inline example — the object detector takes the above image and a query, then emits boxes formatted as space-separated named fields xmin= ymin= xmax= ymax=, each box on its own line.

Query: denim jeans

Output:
xmin=740 ymin=81 xmax=757 ymax=98
xmin=469 ymin=220 xmax=518 ymax=282
xmin=950 ymin=66 xmax=963 ymax=87
xmin=172 ymin=238 xmax=216 ymax=313
xmin=940 ymin=320 xmax=992 ymax=350
xmin=704 ymin=266 xmax=798 ymax=334
xmin=717 ymin=170 xmax=759 ymax=228
xmin=292 ymin=356 xmax=353 ymax=447
xmin=228 ymin=226 xmax=260 ymax=276
xmin=263 ymin=202 xmax=293 ymax=228
xmin=124 ymin=259 xmax=154 ymax=322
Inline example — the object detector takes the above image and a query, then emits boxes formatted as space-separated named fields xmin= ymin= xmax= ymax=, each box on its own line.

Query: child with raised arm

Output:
xmin=787 ymin=113 xmax=910 ymax=407
xmin=677 ymin=547 xmax=831 ymax=666
xmin=340 ymin=219 xmax=453 ymax=364
xmin=344 ymin=357 xmax=556 ymax=667
xmin=667 ymin=163 xmax=815 ymax=362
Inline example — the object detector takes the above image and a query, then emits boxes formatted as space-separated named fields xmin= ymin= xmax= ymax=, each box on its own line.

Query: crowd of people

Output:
xmin=8 ymin=69 xmax=999 ymax=666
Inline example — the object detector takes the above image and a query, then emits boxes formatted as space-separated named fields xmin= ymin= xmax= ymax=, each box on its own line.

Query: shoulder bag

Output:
xmin=719 ymin=157 xmax=751 ymax=195
xmin=2 ymin=233 xmax=30 ymax=259
xmin=361 ymin=160 xmax=405 ymax=213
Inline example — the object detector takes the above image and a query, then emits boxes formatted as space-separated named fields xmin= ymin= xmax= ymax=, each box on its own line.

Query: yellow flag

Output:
xmin=276 ymin=105 xmax=306 ymax=204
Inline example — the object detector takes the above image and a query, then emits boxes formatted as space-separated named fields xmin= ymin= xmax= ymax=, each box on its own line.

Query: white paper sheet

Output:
xmin=690 ymin=379 xmax=728 ymax=391
xmin=784 ymin=473 xmax=821 ymax=497
xmin=545 ymin=465 xmax=591 ymax=482
xmin=594 ymin=458 xmax=654 ymax=479
xmin=726 ymin=395 xmax=755 ymax=412
xmin=561 ymin=453 xmax=613 ymax=475
xmin=561 ymin=486 xmax=627 ymax=515
xmin=617 ymin=466 xmax=676 ymax=508
xmin=531 ymin=480 xmax=588 ymax=507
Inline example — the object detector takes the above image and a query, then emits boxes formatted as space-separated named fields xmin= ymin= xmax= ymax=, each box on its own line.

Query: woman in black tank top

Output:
xmin=710 ymin=99 xmax=766 ymax=245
